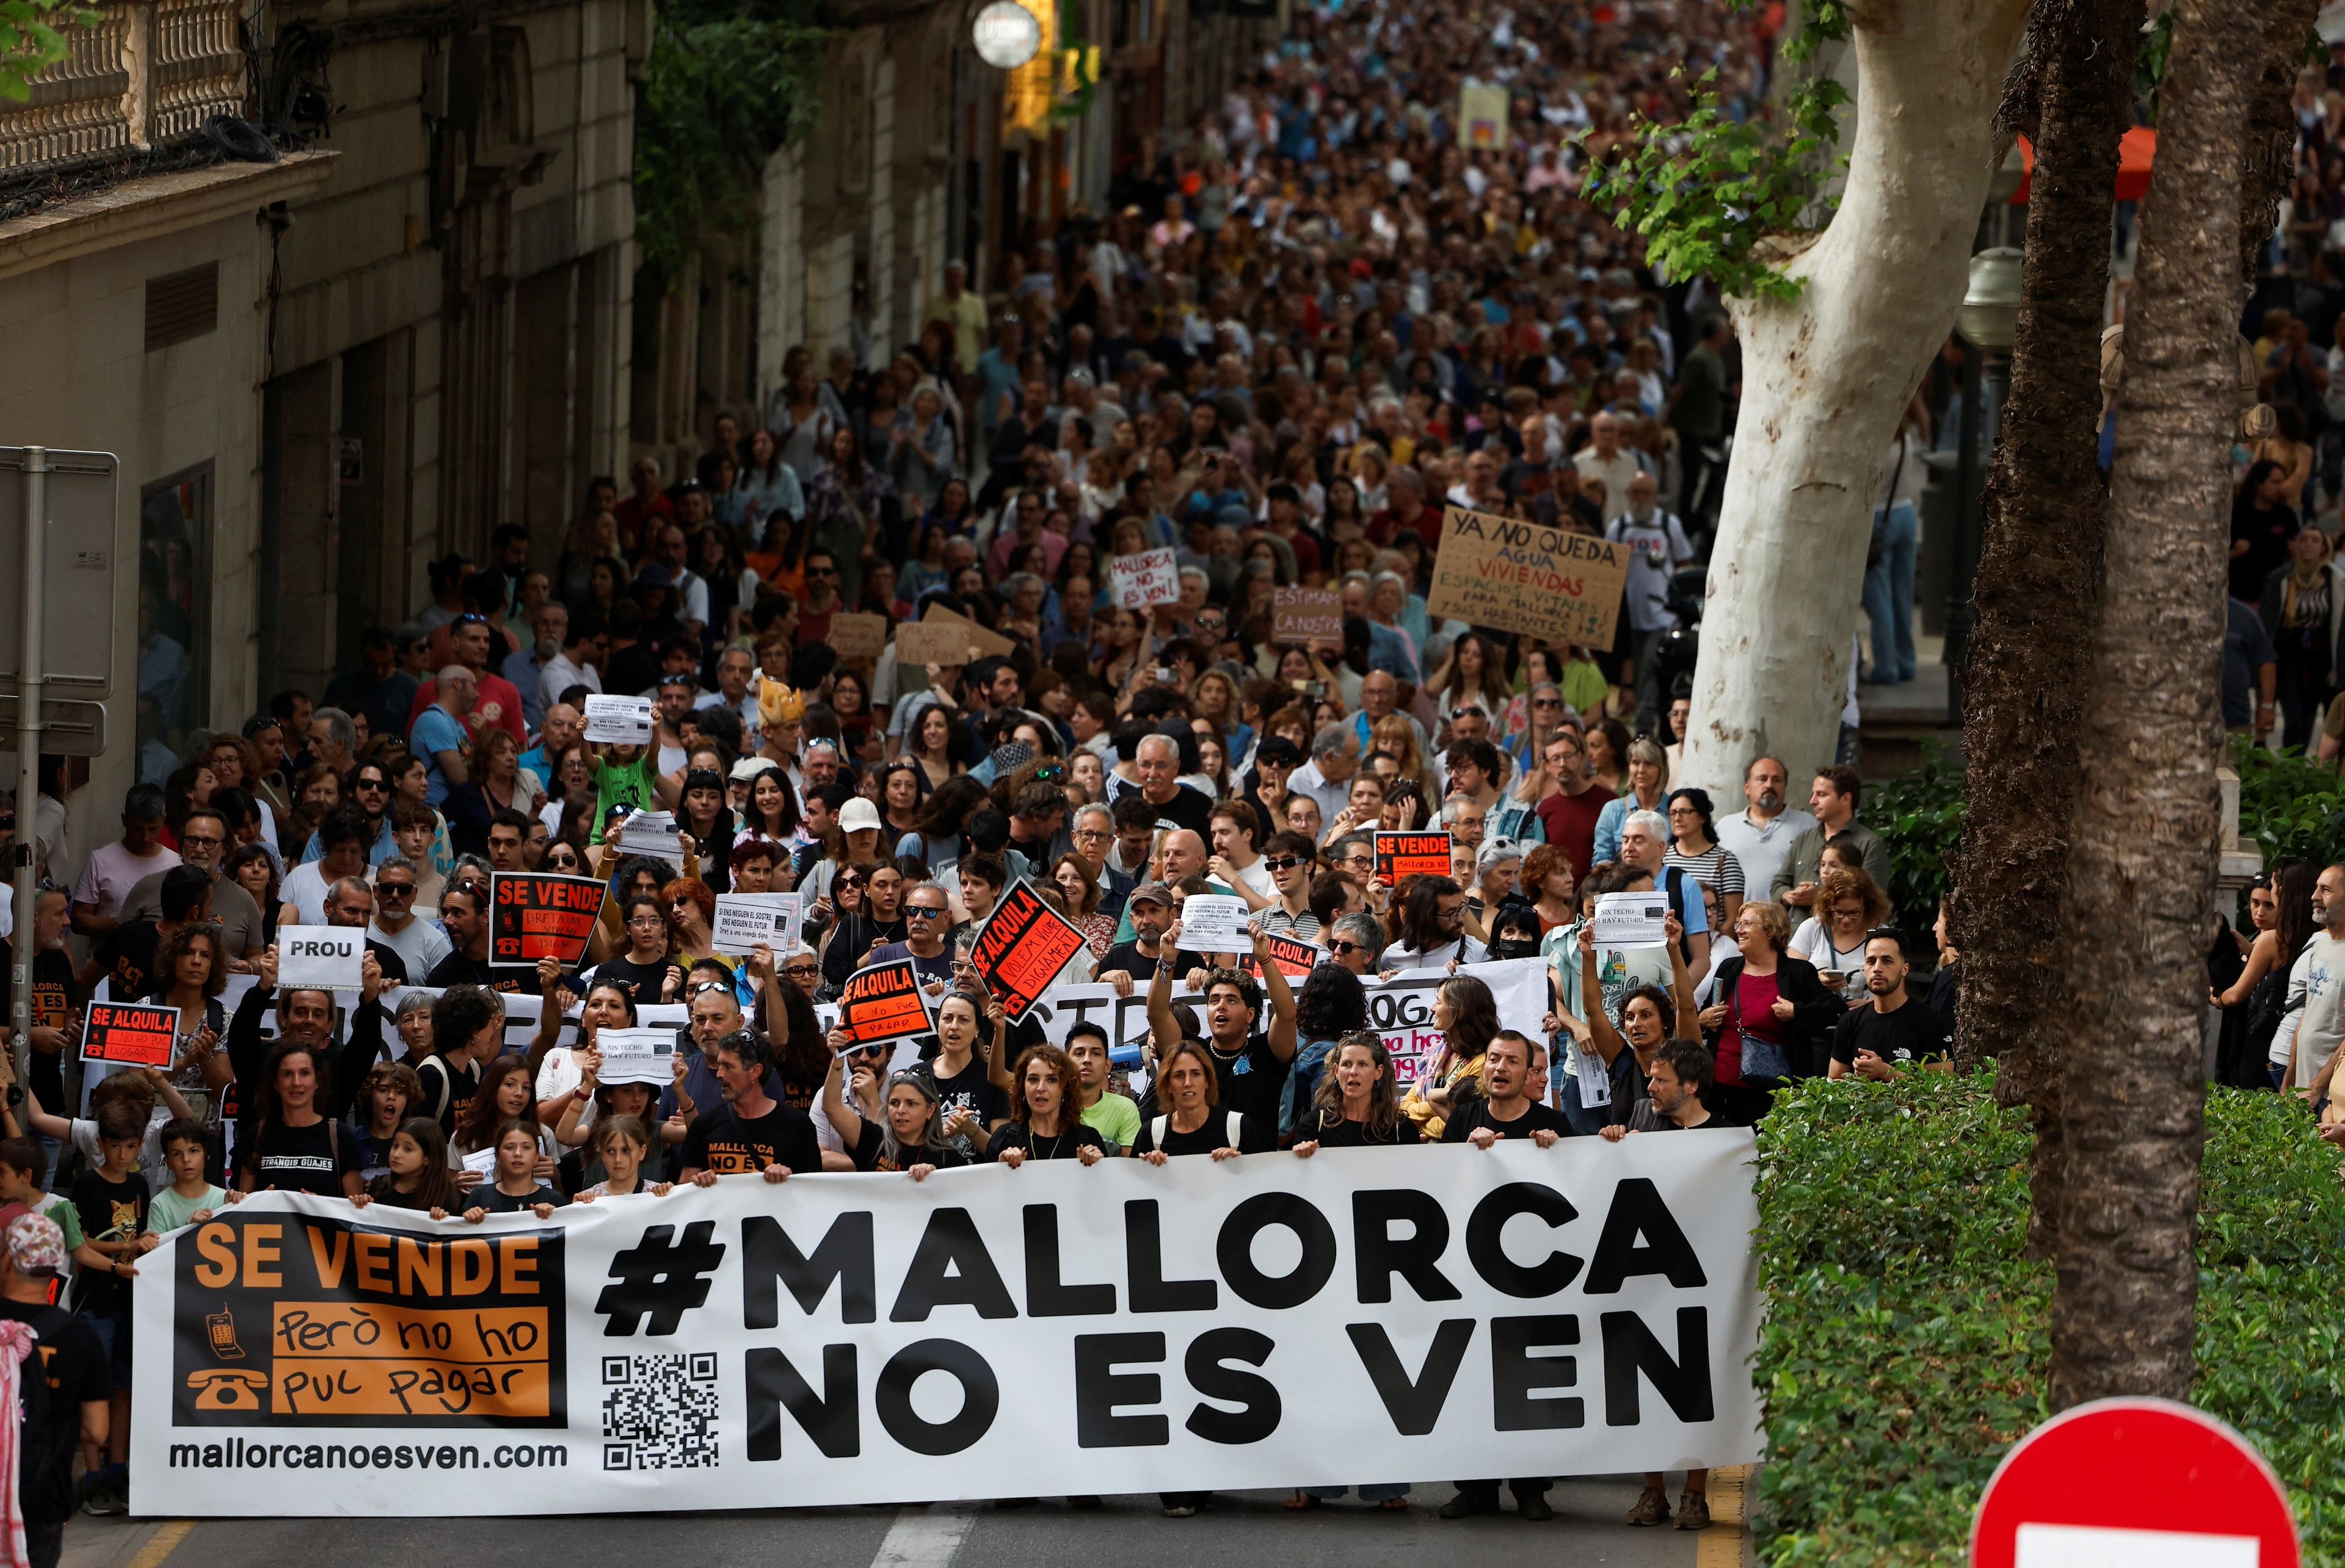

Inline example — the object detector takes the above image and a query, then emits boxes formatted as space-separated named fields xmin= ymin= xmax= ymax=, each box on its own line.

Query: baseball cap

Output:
xmin=6 ymin=1213 xmax=64 ymax=1276
xmin=840 ymin=798 xmax=884 ymax=833
xmin=1127 ymin=881 xmax=1176 ymax=909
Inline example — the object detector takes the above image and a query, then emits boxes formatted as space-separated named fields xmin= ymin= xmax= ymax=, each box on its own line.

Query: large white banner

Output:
xmin=1026 ymin=958 xmax=1551 ymax=1086
xmin=133 ymin=1135 xmax=1761 ymax=1516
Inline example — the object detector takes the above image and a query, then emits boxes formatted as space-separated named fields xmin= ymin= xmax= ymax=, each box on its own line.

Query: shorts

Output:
xmin=82 ymin=1308 xmax=132 ymax=1384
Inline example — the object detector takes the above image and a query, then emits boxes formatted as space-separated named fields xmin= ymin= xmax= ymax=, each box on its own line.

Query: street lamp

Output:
xmin=1946 ymin=246 xmax=2023 ymax=725
xmin=973 ymin=0 xmax=1041 ymax=68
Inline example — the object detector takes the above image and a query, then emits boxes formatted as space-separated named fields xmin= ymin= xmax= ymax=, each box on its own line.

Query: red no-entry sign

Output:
xmin=1972 ymin=1398 xmax=2297 ymax=1568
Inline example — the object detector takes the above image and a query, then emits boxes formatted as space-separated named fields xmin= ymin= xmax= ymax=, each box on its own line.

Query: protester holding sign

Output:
xmin=818 ymin=1049 xmax=969 ymax=1176
xmin=1147 ymin=924 xmax=1298 ymax=1127
xmin=679 ymin=1028 xmax=820 ymax=1181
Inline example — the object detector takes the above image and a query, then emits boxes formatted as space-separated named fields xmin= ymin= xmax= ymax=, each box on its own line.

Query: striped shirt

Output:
xmin=1664 ymin=843 xmax=1747 ymax=899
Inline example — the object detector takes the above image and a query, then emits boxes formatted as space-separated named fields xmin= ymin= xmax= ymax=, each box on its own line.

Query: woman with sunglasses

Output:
xmin=818 ymin=1048 xmax=965 ymax=1177
xmin=662 ymin=877 xmax=730 ymax=974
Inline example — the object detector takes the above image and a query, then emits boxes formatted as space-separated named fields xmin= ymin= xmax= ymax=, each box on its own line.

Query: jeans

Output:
xmin=1861 ymin=501 xmax=1919 ymax=683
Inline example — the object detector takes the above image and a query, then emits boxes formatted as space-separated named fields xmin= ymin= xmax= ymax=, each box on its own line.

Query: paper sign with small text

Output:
xmin=582 ymin=694 xmax=654 ymax=746
xmin=711 ymin=894 xmax=803 ymax=958
xmin=592 ymin=1028 xmax=675 ymax=1088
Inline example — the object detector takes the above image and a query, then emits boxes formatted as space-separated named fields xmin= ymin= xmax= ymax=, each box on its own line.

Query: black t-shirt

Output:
xmin=93 ymin=920 xmax=162 ymax=1003
xmin=238 ymin=1118 xmax=361 ymax=1196
xmin=1441 ymin=1097 xmax=1572 ymax=1142
xmin=925 ymin=1055 xmax=1008 ymax=1130
xmin=415 ymin=1053 xmax=482 ymax=1133
xmin=1098 ymin=942 xmax=1207 ymax=981
xmin=1132 ymin=1109 xmax=1276 ymax=1156
xmin=68 ymin=1170 xmax=149 ymax=1314
xmin=680 ymin=1101 xmax=823 ymax=1176
xmin=1830 ymin=1000 xmax=1955 ymax=1070
xmin=1626 ymin=1101 xmax=1713 ymax=1132
xmin=1132 ymin=782 xmax=1215 ymax=837
xmin=1298 ymin=1108 xmax=1423 ymax=1148
xmin=0 ymin=944 xmax=78 ymax=1111
xmin=0 ymin=1299 xmax=109 ymax=1523
xmin=474 ymin=1183 xmax=569 ymax=1213
xmin=365 ymin=939 xmax=411 ymax=985
xmin=589 ymin=955 xmax=672 ymax=1006
xmin=354 ymin=1128 xmax=401 ymax=1184
xmin=427 ymin=950 xmax=522 ymax=991
xmin=844 ymin=1116 xmax=971 ymax=1174
xmin=989 ymin=1121 xmax=1107 ymax=1161
xmin=1205 ymin=1033 xmax=1289 ymax=1127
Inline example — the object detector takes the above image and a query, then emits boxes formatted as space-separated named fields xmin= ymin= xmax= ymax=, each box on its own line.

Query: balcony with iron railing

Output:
xmin=0 ymin=0 xmax=248 ymax=178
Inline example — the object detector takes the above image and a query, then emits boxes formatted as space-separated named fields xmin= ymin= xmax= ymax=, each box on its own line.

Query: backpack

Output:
xmin=1151 ymin=1111 xmax=1244 ymax=1150
xmin=14 ymin=1307 xmax=76 ymax=1523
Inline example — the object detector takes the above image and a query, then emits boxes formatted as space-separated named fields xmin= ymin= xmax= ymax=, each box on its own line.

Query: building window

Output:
xmin=137 ymin=464 xmax=213 ymax=783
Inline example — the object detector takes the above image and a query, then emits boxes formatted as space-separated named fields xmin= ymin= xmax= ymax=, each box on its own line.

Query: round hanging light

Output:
xmin=973 ymin=0 xmax=1041 ymax=69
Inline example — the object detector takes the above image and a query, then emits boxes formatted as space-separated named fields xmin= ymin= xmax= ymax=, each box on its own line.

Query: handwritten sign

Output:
xmin=1425 ymin=506 xmax=1630 ymax=650
xmin=829 ymin=612 xmax=888 ymax=659
xmin=837 ymin=959 xmax=934 ymax=1048
xmin=1375 ymin=831 xmax=1456 ymax=884
xmin=594 ymin=1027 xmax=676 ymax=1087
xmin=82 ymin=1001 xmax=180 ymax=1067
xmin=712 ymin=893 xmax=803 ymax=957
xmin=583 ymin=694 xmax=655 ymax=745
xmin=490 ymin=872 xmax=604 ymax=970
xmin=970 ymin=882 xmax=1092 ymax=1022
xmin=1271 ymin=586 xmax=1343 ymax=648
xmin=1110 ymin=547 xmax=1181 ymax=609
xmin=896 ymin=620 xmax=981 ymax=669
xmin=278 ymin=926 xmax=364 ymax=991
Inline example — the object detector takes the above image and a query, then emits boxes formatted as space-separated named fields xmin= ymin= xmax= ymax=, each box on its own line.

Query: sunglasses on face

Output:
xmin=906 ymin=906 xmax=945 ymax=920
xmin=1328 ymin=940 xmax=1361 ymax=955
xmin=783 ymin=964 xmax=819 ymax=978
xmin=355 ymin=780 xmax=388 ymax=793
xmin=377 ymin=883 xmax=416 ymax=899
xmin=1264 ymin=855 xmax=1307 ymax=871
xmin=688 ymin=980 xmax=732 ymax=997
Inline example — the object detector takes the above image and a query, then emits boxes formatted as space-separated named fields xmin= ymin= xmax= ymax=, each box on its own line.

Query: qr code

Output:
xmin=601 ymin=1353 xmax=719 ymax=1470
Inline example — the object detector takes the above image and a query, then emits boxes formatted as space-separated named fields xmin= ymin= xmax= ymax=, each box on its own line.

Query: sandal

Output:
xmin=1379 ymin=1497 xmax=1410 ymax=1511
xmin=1285 ymin=1490 xmax=1323 ymax=1511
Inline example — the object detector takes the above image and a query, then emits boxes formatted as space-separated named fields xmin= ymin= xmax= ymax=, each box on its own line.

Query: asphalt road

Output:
xmin=65 ymin=1473 xmax=1743 ymax=1568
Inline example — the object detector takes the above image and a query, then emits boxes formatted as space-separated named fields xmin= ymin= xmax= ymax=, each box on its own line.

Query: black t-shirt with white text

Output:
xmin=681 ymin=1101 xmax=822 ymax=1176
xmin=475 ymin=1183 xmax=569 ymax=1213
xmin=925 ymin=1054 xmax=1009 ymax=1129
xmin=239 ymin=1118 xmax=360 ymax=1196
xmin=1830 ymin=1000 xmax=1955 ymax=1070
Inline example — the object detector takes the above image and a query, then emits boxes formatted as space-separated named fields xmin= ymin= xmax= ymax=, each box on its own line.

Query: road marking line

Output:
xmin=1695 ymin=1465 xmax=1751 ymax=1568
xmin=126 ymin=1520 xmax=195 ymax=1568
xmin=870 ymin=1504 xmax=977 ymax=1568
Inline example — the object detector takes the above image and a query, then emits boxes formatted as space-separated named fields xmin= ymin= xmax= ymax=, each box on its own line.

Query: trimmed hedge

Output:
xmin=1751 ymin=1072 xmax=2345 ymax=1565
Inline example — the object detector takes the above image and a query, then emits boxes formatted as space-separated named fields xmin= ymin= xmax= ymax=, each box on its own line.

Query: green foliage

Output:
xmin=1867 ymin=743 xmax=1965 ymax=958
xmin=633 ymin=0 xmax=825 ymax=294
xmin=2229 ymin=734 xmax=2345 ymax=870
xmin=0 ymin=0 xmax=100 ymax=104
xmin=1580 ymin=71 xmax=1847 ymax=302
xmin=1753 ymin=1072 xmax=2345 ymax=1564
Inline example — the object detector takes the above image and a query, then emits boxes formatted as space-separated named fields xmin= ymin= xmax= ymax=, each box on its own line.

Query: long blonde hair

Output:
xmin=1372 ymin=713 xmax=1431 ymax=791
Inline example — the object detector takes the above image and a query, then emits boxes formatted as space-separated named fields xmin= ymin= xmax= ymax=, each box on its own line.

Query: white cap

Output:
xmin=840 ymin=798 xmax=884 ymax=833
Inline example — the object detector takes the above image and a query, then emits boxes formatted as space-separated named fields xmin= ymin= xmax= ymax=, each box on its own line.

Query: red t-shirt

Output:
xmin=1717 ymin=969 xmax=1786 ymax=1087
xmin=1535 ymin=783 xmax=1614 ymax=876
xmin=406 ymin=675 xmax=528 ymax=746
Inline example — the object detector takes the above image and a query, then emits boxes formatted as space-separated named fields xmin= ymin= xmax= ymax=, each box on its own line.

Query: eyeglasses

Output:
xmin=1264 ymin=855 xmax=1306 ymax=871
xmin=180 ymin=833 xmax=223 ymax=848
xmin=1531 ymin=697 xmax=1562 ymax=708
xmin=905 ymin=906 xmax=945 ymax=920
xmin=1073 ymin=826 xmax=1110 ymax=841
xmin=1328 ymin=940 xmax=1361 ymax=955
xmin=377 ymin=883 xmax=416 ymax=899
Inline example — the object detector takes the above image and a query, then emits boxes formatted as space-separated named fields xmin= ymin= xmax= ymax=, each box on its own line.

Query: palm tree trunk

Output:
xmin=1952 ymin=0 xmax=2142 ymax=1267
xmin=2045 ymin=0 xmax=2277 ymax=1409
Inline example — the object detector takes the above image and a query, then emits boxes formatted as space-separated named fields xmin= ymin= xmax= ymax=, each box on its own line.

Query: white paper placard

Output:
xmin=1175 ymin=893 xmax=1252 ymax=954
xmin=1109 ymin=546 xmax=1180 ymax=609
xmin=1591 ymin=890 xmax=1670 ymax=948
xmin=594 ymin=1027 xmax=676 ymax=1087
xmin=583 ymin=694 xmax=655 ymax=745
xmin=277 ymin=926 xmax=365 ymax=992
xmin=459 ymin=1147 xmax=498 ymax=1177
xmin=637 ymin=1003 xmax=689 ymax=1030
xmin=711 ymin=893 xmax=802 ymax=957
xmin=1573 ymin=1040 xmax=1613 ymax=1108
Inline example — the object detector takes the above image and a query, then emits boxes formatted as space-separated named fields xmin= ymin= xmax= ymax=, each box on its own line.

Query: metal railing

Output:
xmin=0 ymin=0 xmax=247 ymax=176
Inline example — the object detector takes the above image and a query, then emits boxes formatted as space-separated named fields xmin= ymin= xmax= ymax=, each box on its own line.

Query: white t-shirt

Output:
xmin=1382 ymin=935 xmax=1488 ymax=970
xmin=2280 ymin=931 xmax=2345 ymax=1083
xmin=1789 ymin=918 xmax=1867 ymax=985
xmin=280 ymin=860 xmax=332 ymax=925
xmin=1228 ymin=857 xmax=1278 ymax=901
xmin=72 ymin=841 xmax=179 ymax=921
xmin=370 ymin=915 xmax=453 ymax=979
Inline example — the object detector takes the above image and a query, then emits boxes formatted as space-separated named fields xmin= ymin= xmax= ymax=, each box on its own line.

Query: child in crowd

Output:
xmin=147 ymin=1119 xmax=234 ymax=1235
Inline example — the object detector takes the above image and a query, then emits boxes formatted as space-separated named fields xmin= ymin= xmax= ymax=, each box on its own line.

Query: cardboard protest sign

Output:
xmin=829 ymin=612 xmax=889 ymax=659
xmin=277 ymin=926 xmax=364 ymax=990
xmin=1459 ymin=81 xmax=1509 ymax=149
xmin=896 ymin=620 xmax=980 ymax=669
xmin=1176 ymin=893 xmax=1252 ymax=953
xmin=82 ymin=1001 xmax=179 ymax=1067
xmin=490 ymin=872 xmax=605 ymax=969
xmin=922 ymin=602 xmax=1017 ymax=659
xmin=837 ymin=959 xmax=935 ymax=1048
xmin=970 ymin=881 xmax=1092 ymax=1022
xmin=1251 ymin=931 xmax=1322 ymax=979
xmin=594 ymin=1027 xmax=676 ymax=1087
xmin=1375 ymin=830 xmax=1456 ymax=883
xmin=1110 ymin=547 xmax=1181 ymax=609
xmin=711 ymin=893 xmax=803 ymax=957
xmin=1271 ymin=586 xmax=1343 ymax=647
xmin=582 ymin=694 xmax=654 ymax=745
xmin=1426 ymin=505 xmax=1631 ymax=650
